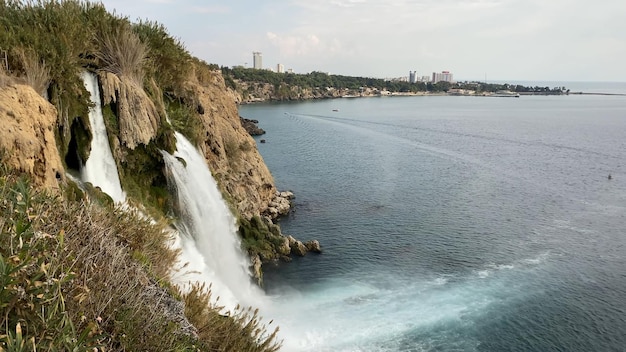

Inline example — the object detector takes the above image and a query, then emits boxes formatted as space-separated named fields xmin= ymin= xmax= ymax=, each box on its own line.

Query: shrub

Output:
xmin=0 ymin=168 xmax=282 ymax=351
xmin=166 ymin=98 xmax=204 ymax=147
xmin=182 ymin=283 xmax=281 ymax=352
xmin=13 ymin=47 xmax=50 ymax=96
xmin=95 ymin=22 xmax=147 ymax=84
xmin=133 ymin=19 xmax=191 ymax=95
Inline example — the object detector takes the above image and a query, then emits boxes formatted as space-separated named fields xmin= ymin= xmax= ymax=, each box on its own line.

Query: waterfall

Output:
xmin=80 ymin=71 xmax=125 ymax=203
xmin=162 ymin=132 xmax=264 ymax=310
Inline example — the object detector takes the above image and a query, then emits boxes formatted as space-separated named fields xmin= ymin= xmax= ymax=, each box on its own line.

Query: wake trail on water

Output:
xmin=283 ymin=112 xmax=597 ymax=207
xmin=293 ymin=112 xmax=620 ymax=160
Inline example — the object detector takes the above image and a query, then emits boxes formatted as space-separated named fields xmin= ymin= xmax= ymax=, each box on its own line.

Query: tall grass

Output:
xmin=133 ymin=19 xmax=192 ymax=95
xmin=0 ymin=60 xmax=13 ymax=88
xmin=183 ymin=284 xmax=281 ymax=352
xmin=96 ymin=23 xmax=147 ymax=84
xmin=0 ymin=167 xmax=282 ymax=351
xmin=13 ymin=47 xmax=50 ymax=96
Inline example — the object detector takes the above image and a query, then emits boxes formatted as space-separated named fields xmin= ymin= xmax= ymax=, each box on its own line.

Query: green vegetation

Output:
xmin=222 ymin=66 xmax=567 ymax=100
xmin=166 ymin=98 xmax=204 ymax=147
xmin=1 ymin=1 xmax=283 ymax=350
xmin=0 ymin=167 xmax=281 ymax=351
xmin=0 ymin=0 xmax=107 ymax=149
xmin=0 ymin=0 xmax=220 ymax=218
xmin=222 ymin=66 xmax=452 ymax=95
xmin=239 ymin=217 xmax=287 ymax=262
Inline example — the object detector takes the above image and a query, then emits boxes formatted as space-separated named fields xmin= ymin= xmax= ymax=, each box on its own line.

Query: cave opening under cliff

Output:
xmin=65 ymin=117 xmax=91 ymax=172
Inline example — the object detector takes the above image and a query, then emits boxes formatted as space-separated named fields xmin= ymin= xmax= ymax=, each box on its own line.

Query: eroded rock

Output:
xmin=305 ymin=240 xmax=322 ymax=253
xmin=0 ymin=84 xmax=64 ymax=188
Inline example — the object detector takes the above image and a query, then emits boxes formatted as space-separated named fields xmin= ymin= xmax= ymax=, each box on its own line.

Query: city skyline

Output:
xmin=96 ymin=0 xmax=626 ymax=82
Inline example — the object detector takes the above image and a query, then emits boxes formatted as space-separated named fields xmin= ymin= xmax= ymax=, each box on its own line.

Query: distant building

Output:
xmin=421 ymin=76 xmax=431 ymax=83
xmin=277 ymin=63 xmax=284 ymax=73
xmin=409 ymin=71 xmax=417 ymax=83
xmin=432 ymin=71 xmax=454 ymax=83
xmin=253 ymin=52 xmax=262 ymax=69
xmin=287 ymin=68 xmax=293 ymax=74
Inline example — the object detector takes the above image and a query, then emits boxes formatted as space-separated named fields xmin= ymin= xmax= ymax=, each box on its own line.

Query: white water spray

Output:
xmin=162 ymin=132 xmax=265 ymax=310
xmin=80 ymin=71 xmax=125 ymax=203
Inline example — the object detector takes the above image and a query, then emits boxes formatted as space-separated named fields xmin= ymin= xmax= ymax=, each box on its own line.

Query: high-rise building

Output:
xmin=432 ymin=71 xmax=454 ymax=83
xmin=253 ymin=52 xmax=262 ymax=69
xmin=277 ymin=63 xmax=284 ymax=73
xmin=409 ymin=71 xmax=417 ymax=84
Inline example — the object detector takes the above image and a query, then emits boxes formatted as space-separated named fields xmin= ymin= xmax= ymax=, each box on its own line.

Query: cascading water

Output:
xmin=80 ymin=71 xmax=125 ymax=203
xmin=162 ymin=132 xmax=265 ymax=310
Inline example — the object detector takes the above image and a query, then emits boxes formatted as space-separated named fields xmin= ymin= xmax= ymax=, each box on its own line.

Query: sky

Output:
xmin=97 ymin=0 xmax=626 ymax=82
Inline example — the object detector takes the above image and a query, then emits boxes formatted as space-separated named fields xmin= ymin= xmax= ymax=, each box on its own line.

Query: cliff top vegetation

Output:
xmin=1 ymin=1 xmax=281 ymax=350
xmin=222 ymin=66 xmax=567 ymax=95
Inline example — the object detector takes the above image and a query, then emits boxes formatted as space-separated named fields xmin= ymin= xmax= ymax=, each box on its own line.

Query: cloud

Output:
xmin=98 ymin=0 xmax=626 ymax=80
xmin=266 ymin=32 xmax=332 ymax=57
xmin=191 ymin=5 xmax=230 ymax=14
xmin=329 ymin=0 xmax=367 ymax=8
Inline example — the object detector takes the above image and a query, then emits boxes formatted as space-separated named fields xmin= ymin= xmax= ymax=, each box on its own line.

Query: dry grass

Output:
xmin=0 ymin=167 xmax=282 ymax=351
xmin=182 ymin=283 xmax=281 ymax=352
xmin=96 ymin=23 xmax=147 ymax=85
xmin=13 ymin=47 xmax=50 ymax=97
xmin=0 ymin=54 xmax=17 ymax=88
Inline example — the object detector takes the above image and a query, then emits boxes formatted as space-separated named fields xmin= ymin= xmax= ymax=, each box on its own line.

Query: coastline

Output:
xmin=236 ymin=90 xmax=575 ymax=105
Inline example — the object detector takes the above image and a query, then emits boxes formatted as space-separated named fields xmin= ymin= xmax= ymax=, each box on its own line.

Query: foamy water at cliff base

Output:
xmin=80 ymin=71 xmax=125 ymax=203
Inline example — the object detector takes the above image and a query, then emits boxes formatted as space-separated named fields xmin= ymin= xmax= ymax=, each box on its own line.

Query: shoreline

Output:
xmin=237 ymin=90 xmax=624 ymax=105
xmin=568 ymin=92 xmax=626 ymax=96
xmin=238 ymin=90 xmax=626 ymax=105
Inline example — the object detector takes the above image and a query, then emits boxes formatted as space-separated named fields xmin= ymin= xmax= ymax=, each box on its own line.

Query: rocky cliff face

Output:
xmin=98 ymin=72 xmax=161 ymax=149
xmin=185 ymin=71 xmax=276 ymax=219
xmin=0 ymin=84 xmax=64 ymax=188
xmin=230 ymin=80 xmax=355 ymax=104
xmin=1 ymin=67 xmax=316 ymax=280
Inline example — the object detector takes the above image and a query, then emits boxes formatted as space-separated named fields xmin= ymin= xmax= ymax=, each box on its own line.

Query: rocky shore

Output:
xmin=240 ymin=116 xmax=266 ymax=135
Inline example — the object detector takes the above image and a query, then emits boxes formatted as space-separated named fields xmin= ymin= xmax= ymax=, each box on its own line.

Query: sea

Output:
xmin=239 ymin=83 xmax=626 ymax=352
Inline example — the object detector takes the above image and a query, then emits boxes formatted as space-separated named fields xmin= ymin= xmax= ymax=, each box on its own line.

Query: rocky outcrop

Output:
xmin=286 ymin=235 xmax=322 ymax=256
xmin=288 ymin=236 xmax=308 ymax=256
xmin=265 ymin=190 xmax=294 ymax=218
xmin=305 ymin=240 xmax=322 ymax=253
xmin=229 ymin=81 xmax=357 ymax=104
xmin=99 ymin=71 xmax=161 ymax=149
xmin=240 ymin=117 xmax=265 ymax=136
xmin=1 ymin=67 xmax=319 ymax=286
xmin=0 ymin=84 xmax=64 ymax=188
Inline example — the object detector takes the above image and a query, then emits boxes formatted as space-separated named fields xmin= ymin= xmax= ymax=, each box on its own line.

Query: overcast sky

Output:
xmin=98 ymin=0 xmax=626 ymax=82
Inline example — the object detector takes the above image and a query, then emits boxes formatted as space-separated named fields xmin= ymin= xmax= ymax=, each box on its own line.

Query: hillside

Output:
xmin=222 ymin=66 xmax=567 ymax=103
xmin=0 ymin=1 xmax=310 ymax=350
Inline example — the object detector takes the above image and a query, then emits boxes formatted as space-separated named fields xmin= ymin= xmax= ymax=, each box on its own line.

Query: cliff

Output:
xmin=185 ymin=72 xmax=276 ymax=219
xmin=0 ymin=67 xmax=284 ymax=352
xmin=230 ymin=80 xmax=353 ymax=103
xmin=0 ymin=83 xmax=64 ymax=188
xmin=0 ymin=2 xmax=306 ymax=349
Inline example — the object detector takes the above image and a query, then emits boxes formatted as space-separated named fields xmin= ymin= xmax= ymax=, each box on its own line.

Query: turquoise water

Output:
xmin=241 ymin=94 xmax=626 ymax=351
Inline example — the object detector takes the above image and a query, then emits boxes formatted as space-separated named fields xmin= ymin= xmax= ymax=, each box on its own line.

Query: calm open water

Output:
xmin=240 ymin=93 xmax=626 ymax=352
